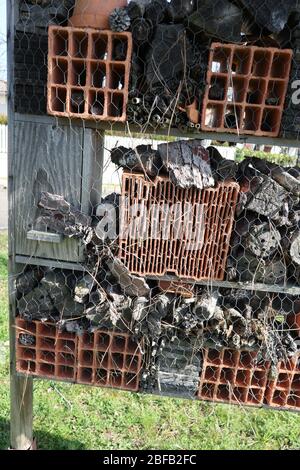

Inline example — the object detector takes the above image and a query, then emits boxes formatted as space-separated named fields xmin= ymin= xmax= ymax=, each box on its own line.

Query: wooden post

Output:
xmin=7 ymin=0 xmax=34 ymax=450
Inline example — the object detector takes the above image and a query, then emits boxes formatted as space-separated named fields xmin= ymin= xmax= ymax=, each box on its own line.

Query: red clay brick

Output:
xmin=16 ymin=318 xmax=77 ymax=381
xmin=201 ymin=43 xmax=292 ymax=137
xmin=16 ymin=318 xmax=143 ymax=391
xmin=265 ymin=356 xmax=300 ymax=410
xmin=198 ymin=348 xmax=270 ymax=407
xmin=77 ymin=330 xmax=143 ymax=391
xmin=119 ymin=173 xmax=239 ymax=281
xmin=47 ymin=26 xmax=132 ymax=122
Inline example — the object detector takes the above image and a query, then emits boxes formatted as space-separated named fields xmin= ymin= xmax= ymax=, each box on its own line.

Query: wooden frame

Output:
xmin=7 ymin=0 xmax=300 ymax=450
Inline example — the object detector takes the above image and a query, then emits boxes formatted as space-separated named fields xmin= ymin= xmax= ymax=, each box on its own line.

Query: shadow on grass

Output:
xmin=0 ymin=418 xmax=86 ymax=450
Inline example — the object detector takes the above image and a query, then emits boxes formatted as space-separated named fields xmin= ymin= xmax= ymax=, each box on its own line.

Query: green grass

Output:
xmin=0 ymin=232 xmax=299 ymax=449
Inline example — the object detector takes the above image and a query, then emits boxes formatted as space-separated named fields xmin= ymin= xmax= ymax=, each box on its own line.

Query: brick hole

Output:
xmin=271 ymin=52 xmax=291 ymax=79
xmin=96 ymin=351 xmax=109 ymax=368
xmin=280 ymin=357 xmax=297 ymax=372
xmin=125 ymin=355 xmax=139 ymax=372
xmin=90 ymin=62 xmax=106 ymax=88
xmin=287 ymin=393 xmax=300 ymax=408
xmin=109 ymin=370 xmax=123 ymax=387
xmin=232 ymin=48 xmax=251 ymax=75
xmin=124 ymin=372 xmax=138 ymax=390
xmin=200 ymin=382 xmax=215 ymax=399
xmin=220 ymin=367 xmax=235 ymax=384
xmin=247 ymin=78 xmax=266 ymax=104
xmin=39 ymin=337 xmax=56 ymax=351
xmin=39 ymin=362 xmax=55 ymax=377
xmin=277 ymin=373 xmax=291 ymax=390
xmin=79 ymin=349 xmax=94 ymax=366
xmin=204 ymin=103 xmax=223 ymax=128
xmin=224 ymin=105 xmax=242 ymax=130
xmin=223 ymin=350 xmax=237 ymax=367
xmin=52 ymin=58 xmax=68 ymax=85
xmin=229 ymin=76 xmax=246 ymax=103
xmin=108 ymin=92 xmax=124 ymax=118
xmin=216 ymin=384 xmax=231 ymax=401
xmin=239 ymin=351 xmax=255 ymax=369
xmin=96 ymin=332 xmax=110 ymax=350
xmin=40 ymin=350 xmax=55 ymax=364
xmin=70 ymin=89 xmax=85 ymax=114
xmin=78 ymin=367 xmax=93 ymax=383
xmin=50 ymin=87 xmax=67 ymax=112
xmin=251 ymin=370 xmax=267 ymax=387
xmin=272 ymin=389 xmax=288 ymax=406
xmin=88 ymin=90 xmax=105 ymax=116
xmin=208 ymin=75 xmax=226 ymax=101
xmin=211 ymin=47 xmax=231 ymax=73
xmin=92 ymin=34 xmax=108 ymax=60
xmin=38 ymin=323 xmax=56 ymax=338
xmin=291 ymin=374 xmax=300 ymax=391
xmin=81 ymin=332 xmax=94 ymax=348
xmin=207 ymin=349 xmax=222 ymax=366
xmin=110 ymin=352 xmax=124 ymax=370
xmin=72 ymin=31 xmax=88 ymax=58
xmin=112 ymin=37 xmax=128 ymax=61
xmin=57 ymin=339 xmax=75 ymax=354
xmin=109 ymin=64 xmax=125 ymax=90
xmin=95 ymin=368 xmax=108 ymax=385
xmin=261 ymin=108 xmax=280 ymax=133
xmin=52 ymin=29 xmax=68 ymax=56
xmin=235 ymin=369 xmax=251 ymax=387
xmin=248 ymin=388 xmax=263 ymax=404
xmin=243 ymin=106 xmax=261 ymax=131
xmin=18 ymin=348 xmax=36 ymax=361
xmin=70 ymin=60 xmax=86 ymax=86
xmin=57 ymin=352 xmax=75 ymax=366
xmin=231 ymin=387 xmax=247 ymax=403
xmin=17 ymin=319 xmax=36 ymax=335
xmin=252 ymin=50 xmax=272 ymax=77
xmin=18 ymin=360 xmax=36 ymax=373
xmin=111 ymin=334 xmax=126 ymax=352
xmin=57 ymin=365 xmax=74 ymax=379
xmin=204 ymin=366 xmax=218 ymax=382
xmin=266 ymin=80 xmax=285 ymax=106
xmin=127 ymin=337 xmax=139 ymax=354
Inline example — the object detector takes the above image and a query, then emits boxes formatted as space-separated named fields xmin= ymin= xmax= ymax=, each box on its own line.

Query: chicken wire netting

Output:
xmin=11 ymin=0 xmax=300 ymax=411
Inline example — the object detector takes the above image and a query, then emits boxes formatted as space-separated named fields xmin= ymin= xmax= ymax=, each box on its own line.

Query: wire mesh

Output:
xmin=11 ymin=0 xmax=300 ymax=411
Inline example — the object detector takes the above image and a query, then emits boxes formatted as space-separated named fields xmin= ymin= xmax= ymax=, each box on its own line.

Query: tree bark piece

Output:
xmin=158 ymin=139 xmax=214 ymax=189
xmin=244 ymin=222 xmax=281 ymax=259
xmin=247 ymin=157 xmax=300 ymax=197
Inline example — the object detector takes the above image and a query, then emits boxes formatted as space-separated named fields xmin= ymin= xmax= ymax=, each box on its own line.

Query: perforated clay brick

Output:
xmin=201 ymin=43 xmax=292 ymax=137
xmin=119 ymin=173 xmax=239 ymax=281
xmin=198 ymin=348 xmax=270 ymax=406
xmin=77 ymin=330 xmax=143 ymax=391
xmin=265 ymin=355 xmax=300 ymax=410
xmin=16 ymin=318 xmax=143 ymax=391
xmin=16 ymin=317 xmax=77 ymax=381
xmin=48 ymin=25 xmax=132 ymax=122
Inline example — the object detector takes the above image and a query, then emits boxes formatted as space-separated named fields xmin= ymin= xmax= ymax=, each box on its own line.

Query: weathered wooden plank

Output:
xmin=8 ymin=0 xmax=34 ymax=451
xmin=14 ymin=120 xmax=84 ymax=262
xmin=81 ymin=128 xmax=104 ymax=214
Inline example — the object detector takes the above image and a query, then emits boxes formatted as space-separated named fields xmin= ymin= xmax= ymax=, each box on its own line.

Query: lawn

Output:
xmin=0 ymin=232 xmax=299 ymax=450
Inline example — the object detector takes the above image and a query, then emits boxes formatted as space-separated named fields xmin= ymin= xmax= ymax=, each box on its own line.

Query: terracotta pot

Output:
xmin=69 ymin=0 xmax=127 ymax=30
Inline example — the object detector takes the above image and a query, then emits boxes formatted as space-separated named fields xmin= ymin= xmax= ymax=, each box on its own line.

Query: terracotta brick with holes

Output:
xmin=201 ymin=43 xmax=292 ymax=137
xmin=77 ymin=330 xmax=142 ymax=391
xmin=16 ymin=317 xmax=77 ymax=381
xmin=47 ymin=26 xmax=132 ymax=122
xmin=265 ymin=355 xmax=300 ymax=410
xmin=198 ymin=348 xmax=270 ymax=406
xmin=119 ymin=173 xmax=239 ymax=281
